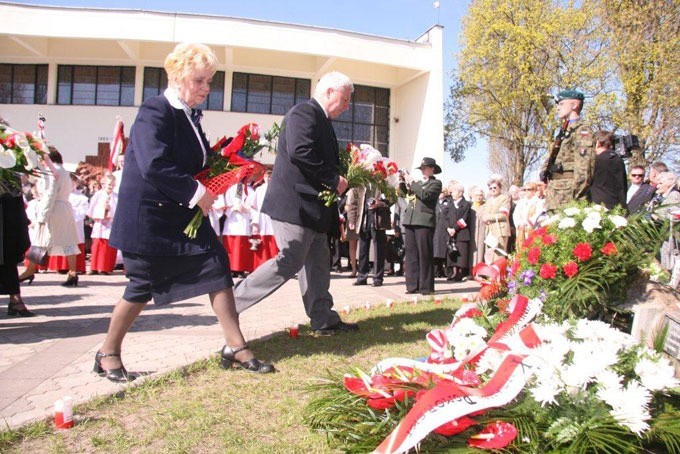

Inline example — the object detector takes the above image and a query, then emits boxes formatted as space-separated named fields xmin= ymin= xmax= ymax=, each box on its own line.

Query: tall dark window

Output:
xmin=57 ymin=65 xmax=134 ymax=106
xmin=231 ymin=72 xmax=311 ymax=114
xmin=333 ymin=85 xmax=390 ymax=155
xmin=0 ymin=64 xmax=48 ymax=104
xmin=142 ymin=67 xmax=225 ymax=111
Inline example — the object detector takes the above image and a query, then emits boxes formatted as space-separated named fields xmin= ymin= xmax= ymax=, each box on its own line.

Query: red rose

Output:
xmin=539 ymin=263 xmax=558 ymax=279
xmin=601 ymin=242 xmax=617 ymax=256
xmin=542 ymin=234 xmax=558 ymax=245
xmin=527 ymin=247 xmax=541 ymax=265
xmin=563 ymin=261 xmax=579 ymax=278
xmin=573 ymin=242 xmax=593 ymax=262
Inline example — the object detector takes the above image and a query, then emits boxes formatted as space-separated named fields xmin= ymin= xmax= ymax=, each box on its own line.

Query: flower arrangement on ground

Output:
xmin=304 ymin=295 xmax=680 ymax=453
xmin=318 ymin=143 xmax=400 ymax=207
xmin=0 ymin=123 xmax=48 ymax=191
xmin=508 ymin=201 xmax=664 ymax=320
xmin=304 ymin=201 xmax=678 ymax=453
xmin=184 ymin=122 xmax=279 ymax=238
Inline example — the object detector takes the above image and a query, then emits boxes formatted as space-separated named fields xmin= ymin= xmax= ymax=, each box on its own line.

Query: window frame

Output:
xmin=230 ymin=72 xmax=311 ymax=115
xmin=0 ymin=63 xmax=48 ymax=104
xmin=56 ymin=64 xmax=135 ymax=106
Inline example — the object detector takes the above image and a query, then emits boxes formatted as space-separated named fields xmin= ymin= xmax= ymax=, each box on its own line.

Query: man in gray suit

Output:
xmin=233 ymin=72 xmax=358 ymax=335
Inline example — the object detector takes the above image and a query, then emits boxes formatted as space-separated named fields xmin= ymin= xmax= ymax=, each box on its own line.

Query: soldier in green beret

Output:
xmin=540 ymin=89 xmax=595 ymax=211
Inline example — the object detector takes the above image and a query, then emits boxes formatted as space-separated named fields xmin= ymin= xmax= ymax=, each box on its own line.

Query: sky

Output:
xmin=12 ymin=0 xmax=490 ymax=189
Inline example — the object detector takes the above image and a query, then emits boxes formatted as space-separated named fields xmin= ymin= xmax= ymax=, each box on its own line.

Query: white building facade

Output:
xmin=0 ymin=2 xmax=444 ymax=171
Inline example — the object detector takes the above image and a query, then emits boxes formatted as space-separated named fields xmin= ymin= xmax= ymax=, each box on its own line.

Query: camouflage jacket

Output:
xmin=543 ymin=118 xmax=595 ymax=211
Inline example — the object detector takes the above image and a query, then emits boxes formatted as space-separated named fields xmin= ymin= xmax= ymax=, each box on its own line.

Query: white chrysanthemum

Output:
xmin=609 ymin=214 xmax=628 ymax=229
xmin=0 ymin=144 xmax=17 ymax=169
xmin=529 ymin=375 xmax=562 ymax=406
xmin=446 ymin=317 xmax=487 ymax=344
xmin=453 ymin=335 xmax=486 ymax=361
xmin=561 ymin=362 xmax=594 ymax=391
xmin=475 ymin=348 xmax=507 ymax=375
xmin=558 ymin=217 xmax=576 ymax=229
xmin=582 ymin=216 xmax=601 ymax=233
xmin=608 ymin=380 xmax=652 ymax=435
xmin=595 ymin=369 xmax=623 ymax=391
xmin=635 ymin=355 xmax=680 ymax=391
xmin=564 ymin=207 xmax=581 ymax=216
xmin=544 ymin=214 xmax=560 ymax=225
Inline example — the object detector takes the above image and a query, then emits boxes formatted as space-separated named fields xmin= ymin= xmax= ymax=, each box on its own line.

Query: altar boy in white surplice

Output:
xmin=251 ymin=170 xmax=279 ymax=269
xmin=223 ymin=182 xmax=256 ymax=276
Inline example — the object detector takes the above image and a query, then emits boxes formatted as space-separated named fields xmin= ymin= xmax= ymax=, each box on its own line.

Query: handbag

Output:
xmin=447 ymin=237 xmax=459 ymax=260
xmin=26 ymin=224 xmax=50 ymax=266
xmin=484 ymin=218 xmax=505 ymax=252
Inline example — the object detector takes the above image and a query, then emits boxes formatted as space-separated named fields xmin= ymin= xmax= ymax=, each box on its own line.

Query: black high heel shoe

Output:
xmin=61 ymin=273 xmax=79 ymax=287
xmin=220 ymin=345 xmax=275 ymax=374
xmin=19 ymin=274 xmax=35 ymax=285
xmin=8 ymin=301 xmax=36 ymax=317
xmin=93 ymin=351 xmax=134 ymax=383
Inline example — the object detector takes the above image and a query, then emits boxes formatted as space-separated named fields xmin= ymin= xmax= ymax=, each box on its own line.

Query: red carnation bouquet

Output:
xmin=318 ymin=143 xmax=400 ymax=207
xmin=183 ymin=122 xmax=279 ymax=238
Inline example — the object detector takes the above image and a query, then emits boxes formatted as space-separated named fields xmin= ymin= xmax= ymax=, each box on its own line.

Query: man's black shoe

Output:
xmin=313 ymin=321 xmax=360 ymax=336
xmin=405 ymin=289 xmax=419 ymax=294
xmin=372 ymin=282 xmax=383 ymax=287
xmin=352 ymin=280 xmax=367 ymax=286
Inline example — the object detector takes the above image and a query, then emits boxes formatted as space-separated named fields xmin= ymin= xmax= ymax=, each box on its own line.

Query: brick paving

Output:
xmin=0 ymin=267 xmax=479 ymax=430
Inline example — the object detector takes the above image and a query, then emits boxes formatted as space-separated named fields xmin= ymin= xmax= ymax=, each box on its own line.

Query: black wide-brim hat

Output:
xmin=417 ymin=157 xmax=442 ymax=174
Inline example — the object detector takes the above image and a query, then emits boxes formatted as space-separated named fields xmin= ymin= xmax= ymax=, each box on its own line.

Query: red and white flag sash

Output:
xmin=370 ymin=295 xmax=543 ymax=454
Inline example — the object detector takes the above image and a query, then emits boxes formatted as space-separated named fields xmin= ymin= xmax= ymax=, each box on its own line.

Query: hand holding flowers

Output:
xmin=318 ymin=143 xmax=400 ymax=207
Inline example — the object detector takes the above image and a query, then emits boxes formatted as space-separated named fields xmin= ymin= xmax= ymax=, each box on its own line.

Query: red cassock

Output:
xmin=223 ymin=236 xmax=254 ymax=273
xmin=251 ymin=235 xmax=279 ymax=269
xmin=90 ymin=239 xmax=118 ymax=272
xmin=47 ymin=243 xmax=86 ymax=273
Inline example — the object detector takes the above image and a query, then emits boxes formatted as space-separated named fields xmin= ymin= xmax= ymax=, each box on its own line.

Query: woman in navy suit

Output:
xmin=95 ymin=43 xmax=273 ymax=382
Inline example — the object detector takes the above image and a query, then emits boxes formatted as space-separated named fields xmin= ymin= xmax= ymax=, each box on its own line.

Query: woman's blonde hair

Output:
xmin=164 ymin=42 xmax=218 ymax=85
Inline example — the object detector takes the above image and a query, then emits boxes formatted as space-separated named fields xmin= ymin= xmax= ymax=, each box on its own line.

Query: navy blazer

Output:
xmin=109 ymin=95 xmax=216 ymax=256
xmin=261 ymin=98 xmax=340 ymax=233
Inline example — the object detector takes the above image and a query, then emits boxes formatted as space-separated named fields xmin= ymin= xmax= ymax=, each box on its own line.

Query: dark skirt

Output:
xmin=122 ymin=244 xmax=233 ymax=306
xmin=448 ymin=240 xmax=470 ymax=268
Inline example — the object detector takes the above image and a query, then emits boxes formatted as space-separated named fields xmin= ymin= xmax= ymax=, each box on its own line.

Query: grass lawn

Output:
xmin=1 ymin=298 xmax=461 ymax=453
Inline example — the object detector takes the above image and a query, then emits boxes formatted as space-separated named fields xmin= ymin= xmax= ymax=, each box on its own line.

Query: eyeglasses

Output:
xmin=631 ymin=174 xmax=644 ymax=178
xmin=488 ymin=186 xmax=498 ymax=190
xmin=523 ymin=188 xmax=535 ymax=191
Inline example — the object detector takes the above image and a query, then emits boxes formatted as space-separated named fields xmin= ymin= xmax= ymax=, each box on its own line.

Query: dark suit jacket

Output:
xmin=589 ymin=150 xmax=628 ymax=210
xmin=109 ymin=95 xmax=216 ymax=256
xmin=261 ymin=98 xmax=340 ymax=233
xmin=402 ymin=177 xmax=443 ymax=228
xmin=627 ymin=182 xmax=655 ymax=214
xmin=449 ymin=197 xmax=472 ymax=242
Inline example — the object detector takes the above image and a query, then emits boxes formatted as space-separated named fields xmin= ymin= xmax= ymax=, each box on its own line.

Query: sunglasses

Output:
xmin=488 ymin=186 xmax=498 ymax=190
xmin=631 ymin=174 xmax=644 ymax=177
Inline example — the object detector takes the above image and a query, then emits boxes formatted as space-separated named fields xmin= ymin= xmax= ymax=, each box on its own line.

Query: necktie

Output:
xmin=190 ymin=108 xmax=202 ymax=127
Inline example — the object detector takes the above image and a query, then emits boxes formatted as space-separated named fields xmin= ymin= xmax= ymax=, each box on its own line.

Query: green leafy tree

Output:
xmin=597 ymin=0 xmax=680 ymax=166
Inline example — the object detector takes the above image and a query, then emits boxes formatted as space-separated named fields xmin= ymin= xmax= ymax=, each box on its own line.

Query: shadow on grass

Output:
xmin=256 ymin=305 xmax=456 ymax=363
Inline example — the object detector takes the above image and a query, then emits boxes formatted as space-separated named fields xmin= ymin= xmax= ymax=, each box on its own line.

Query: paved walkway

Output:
xmin=0 ymin=267 xmax=479 ymax=430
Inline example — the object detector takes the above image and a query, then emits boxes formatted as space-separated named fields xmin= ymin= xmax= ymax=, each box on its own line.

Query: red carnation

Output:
xmin=542 ymin=234 xmax=558 ymax=245
xmin=573 ymin=242 xmax=593 ymax=262
xmin=527 ymin=247 xmax=542 ymax=265
xmin=539 ymin=263 xmax=558 ymax=279
xmin=563 ymin=261 xmax=579 ymax=278
xmin=601 ymin=242 xmax=617 ymax=256
xmin=510 ymin=260 xmax=520 ymax=275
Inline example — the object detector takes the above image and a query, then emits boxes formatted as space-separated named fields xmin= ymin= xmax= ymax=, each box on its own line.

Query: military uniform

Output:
xmin=542 ymin=90 xmax=596 ymax=211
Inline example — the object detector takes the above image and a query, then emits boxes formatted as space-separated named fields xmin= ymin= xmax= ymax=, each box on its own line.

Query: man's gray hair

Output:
xmin=314 ymin=71 xmax=354 ymax=98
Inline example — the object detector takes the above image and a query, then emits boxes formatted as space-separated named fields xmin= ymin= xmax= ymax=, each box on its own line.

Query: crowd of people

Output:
xmin=2 ymin=44 xmax=679 ymax=384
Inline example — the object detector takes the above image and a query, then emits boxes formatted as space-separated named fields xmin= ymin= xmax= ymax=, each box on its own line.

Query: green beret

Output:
xmin=556 ymin=89 xmax=585 ymax=102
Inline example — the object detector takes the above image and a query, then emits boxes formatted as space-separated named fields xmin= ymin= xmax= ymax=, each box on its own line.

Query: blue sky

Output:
xmin=13 ymin=0 xmax=489 ymax=188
